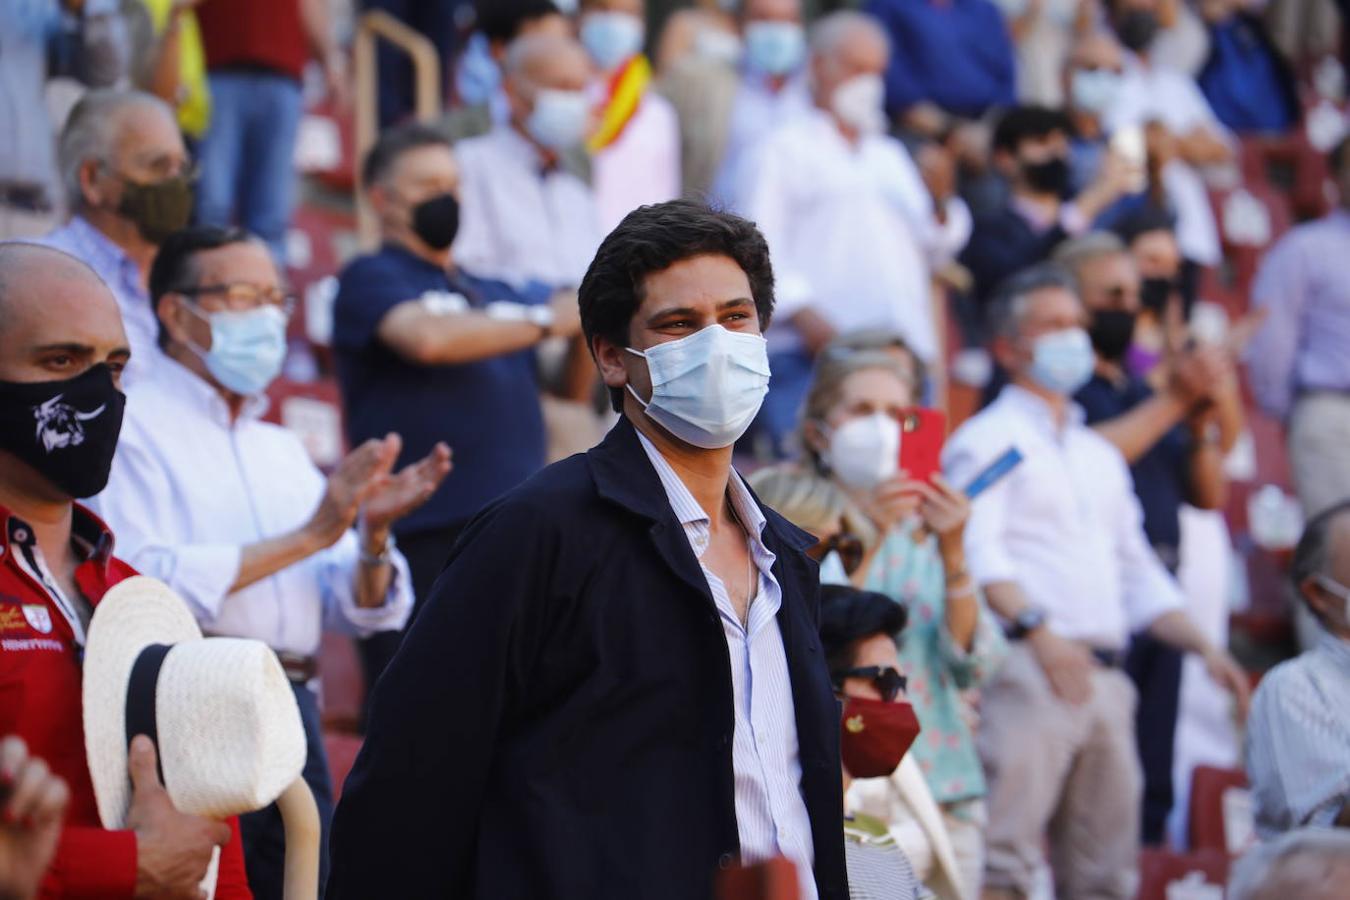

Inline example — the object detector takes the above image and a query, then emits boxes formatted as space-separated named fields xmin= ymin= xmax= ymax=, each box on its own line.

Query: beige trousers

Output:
xmin=1289 ymin=392 xmax=1350 ymax=518
xmin=977 ymin=645 xmax=1142 ymax=900
xmin=943 ymin=800 xmax=986 ymax=900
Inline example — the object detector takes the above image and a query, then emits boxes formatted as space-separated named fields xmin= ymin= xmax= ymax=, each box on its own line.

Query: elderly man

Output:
xmin=453 ymin=33 xmax=603 ymax=293
xmin=91 ymin=226 xmax=451 ymax=900
xmin=738 ymin=10 xmax=970 ymax=456
xmin=1246 ymin=501 xmax=1350 ymax=835
xmin=941 ymin=265 xmax=1248 ymax=900
xmin=40 ymin=89 xmax=192 ymax=387
xmin=0 ymin=243 xmax=249 ymax=898
xmin=330 ymin=200 xmax=848 ymax=899
xmin=334 ymin=122 xmax=587 ymax=695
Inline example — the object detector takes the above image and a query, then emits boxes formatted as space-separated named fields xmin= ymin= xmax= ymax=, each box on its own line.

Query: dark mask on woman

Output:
xmin=840 ymin=697 xmax=922 ymax=779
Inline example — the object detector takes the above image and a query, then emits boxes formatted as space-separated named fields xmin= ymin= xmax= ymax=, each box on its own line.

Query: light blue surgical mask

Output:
xmin=1069 ymin=68 xmax=1122 ymax=116
xmin=526 ymin=88 xmax=592 ymax=151
xmin=581 ymin=11 xmax=645 ymax=71
xmin=743 ymin=21 xmax=805 ymax=77
xmin=186 ymin=304 xmax=288 ymax=396
xmin=1314 ymin=574 xmax=1350 ymax=624
xmin=455 ymin=32 xmax=501 ymax=108
xmin=1028 ymin=327 xmax=1095 ymax=396
xmin=625 ymin=325 xmax=771 ymax=449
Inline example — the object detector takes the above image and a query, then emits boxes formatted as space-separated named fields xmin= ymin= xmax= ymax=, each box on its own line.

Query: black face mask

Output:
xmin=0 ymin=365 xmax=126 ymax=499
xmin=1140 ymin=277 xmax=1173 ymax=313
xmin=1089 ymin=309 xmax=1138 ymax=361
xmin=1022 ymin=156 xmax=1071 ymax=196
xmin=117 ymin=174 xmax=195 ymax=245
xmin=1116 ymin=10 xmax=1159 ymax=52
xmin=410 ymin=193 xmax=460 ymax=250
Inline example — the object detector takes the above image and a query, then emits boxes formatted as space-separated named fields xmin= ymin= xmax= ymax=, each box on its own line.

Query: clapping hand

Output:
xmin=363 ymin=441 xmax=454 ymax=537
xmin=307 ymin=436 xmax=453 ymax=551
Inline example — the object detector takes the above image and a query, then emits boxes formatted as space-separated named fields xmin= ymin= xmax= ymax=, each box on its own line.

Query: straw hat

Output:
xmin=83 ymin=576 xmax=307 ymax=828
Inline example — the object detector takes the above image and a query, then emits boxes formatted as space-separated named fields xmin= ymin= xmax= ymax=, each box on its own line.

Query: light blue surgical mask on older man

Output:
xmin=1314 ymin=574 xmax=1350 ymax=624
xmin=744 ymin=21 xmax=805 ymax=76
xmin=526 ymin=89 xmax=592 ymax=151
xmin=1028 ymin=327 xmax=1095 ymax=396
xmin=625 ymin=324 xmax=771 ymax=449
xmin=581 ymin=11 xmax=645 ymax=71
xmin=186 ymin=304 xmax=289 ymax=396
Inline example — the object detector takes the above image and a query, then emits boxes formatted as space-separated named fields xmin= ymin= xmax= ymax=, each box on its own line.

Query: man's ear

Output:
xmin=593 ymin=333 xmax=629 ymax=392
xmin=1300 ymin=577 xmax=1337 ymax=626
xmin=156 ymin=293 xmax=191 ymax=349
xmin=990 ymin=334 xmax=1019 ymax=372
xmin=78 ymin=158 xmax=108 ymax=208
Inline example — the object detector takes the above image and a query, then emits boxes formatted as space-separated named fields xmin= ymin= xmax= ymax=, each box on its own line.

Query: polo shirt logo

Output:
xmin=34 ymin=394 xmax=106 ymax=452
xmin=0 ymin=607 xmax=25 ymax=632
xmin=22 ymin=605 xmax=52 ymax=634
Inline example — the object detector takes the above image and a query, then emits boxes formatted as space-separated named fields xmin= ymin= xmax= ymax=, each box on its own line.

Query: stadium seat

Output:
xmin=1135 ymin=848 xmax=1229 ymax=900
xmin=323 ymin=731 xmax=364 ymax=803
xmin=1188 ymin=766 xmax=1254 ymax=856
xmin=264 ymin=377 xmax=347 ymax=471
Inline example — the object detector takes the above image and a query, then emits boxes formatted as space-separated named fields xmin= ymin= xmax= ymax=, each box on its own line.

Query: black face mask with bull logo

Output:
xmin=0 ymin=365 xmax=126 ymax=498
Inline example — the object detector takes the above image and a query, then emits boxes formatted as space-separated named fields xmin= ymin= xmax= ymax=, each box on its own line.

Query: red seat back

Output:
xmin=1189 ymin=765 xmax=1252 ymax=855
xmin=1136 ymin=848 xmax=1229 ymax=900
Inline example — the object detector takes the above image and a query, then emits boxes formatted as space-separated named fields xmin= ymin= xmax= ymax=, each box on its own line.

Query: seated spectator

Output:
xmin=992 ymin=0 xmax=1087 ymax=107
xmin=578 ymin=0 xmax=681 ymax=233
xmin=1056 ymin=232 xmax=1236 ymax=845
xmin=40 ymin=89 xmax=192 ymax=387
xmin=819 ymin=584 xmax=929 ymax=900
xmin=1196 ymin=0 xmax=1300 ymax=134
xmin=961 ymin=106 xmax=1134 ymax=321
xmin=1246 ymin=501 xmax=1350 ymax=835
xmin=333 ymin=123 xmax=587 ymax=697
xmin=1064 ymin=30 xmax=1128 ymax=197
xmin=0 ymin=735 xmax=69 ymax=900
xmin=864 ymin=0 xmax=1016 ymax=136
xmin=941 ymin=265 xmax=1248 ymax=900
xmin=1113 ymin=206 xmax=1187 ymax=373
xmin=453 ymin=33 xmax=603 ymax=292
xmin=1228 ymin=828 xmax=1350 ymax=900
xmin=0 ymin=243 xmax=247 ymax=898
xmin=739 ymin=11 xmax=971 ymax=456
xmin=91 ymin=226 xmax=451 ymax=899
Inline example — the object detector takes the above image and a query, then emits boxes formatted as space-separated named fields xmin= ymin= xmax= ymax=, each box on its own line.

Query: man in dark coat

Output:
xmin=327 ymin=200 xmax=848 ymax=900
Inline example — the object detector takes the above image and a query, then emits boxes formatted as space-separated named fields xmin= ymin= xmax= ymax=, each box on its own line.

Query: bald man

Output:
xmin=39 ymin=89 xmax=192 ymax=388
xmin=0 ymin=243 xmax=250 ymax=898
xmin=452 ymin=33 xmax=604 ymax=292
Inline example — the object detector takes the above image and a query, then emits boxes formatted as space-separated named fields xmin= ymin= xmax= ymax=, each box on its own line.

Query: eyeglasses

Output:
xmin=177 ymin=283 xmax=296 ymax=317
xmin=806 ymin=532 xmax=865 ymax=575
xmin=834 ymin=666 xmax=907 ymax=703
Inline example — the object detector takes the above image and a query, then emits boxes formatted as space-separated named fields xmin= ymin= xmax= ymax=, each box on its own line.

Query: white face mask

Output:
xmin=1314 ymin=574 xmax=1350 ymax=624
xmin=526 ymin=89 xmax=592 ymax=151
xmin=818 ymin=550 xmax=851 ymax=586
xmin=831 ymin=73 xmax=886 ymax=135
xmin=626 ymin=325 xmax=771 ymax=449
xmin=823 ymin=413 xmax=900 ymax=491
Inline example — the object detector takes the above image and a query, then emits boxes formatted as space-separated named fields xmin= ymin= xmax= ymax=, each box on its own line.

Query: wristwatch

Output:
xmin=485 ymin=301 xmax=555 ymax=337
xmin=1006 ymin=606 xmax=1048 ymax=641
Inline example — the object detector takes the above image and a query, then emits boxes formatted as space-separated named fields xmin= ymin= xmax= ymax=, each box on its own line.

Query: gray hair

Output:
xmin=988 ymin=263 xmax=1080 ymax=339
xmin=58 ymin=88 xmax=170 ymax=209
xmin=1051 ymin=231 xmax=1129 ymax=281
xmin=1228 ymin=828 xmax=1350 ymax=900
xmin=503 ymin=33 xmax=585 ymax=80
xmin=1290 ymin=499 xmax=1350 ymax=621
xmin=809 ymin=10 xmax=889 ymax=63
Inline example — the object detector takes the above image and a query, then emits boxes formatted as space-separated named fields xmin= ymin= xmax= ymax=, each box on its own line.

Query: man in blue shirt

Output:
xmin=332 ymin=122 xmax=587 ymax=693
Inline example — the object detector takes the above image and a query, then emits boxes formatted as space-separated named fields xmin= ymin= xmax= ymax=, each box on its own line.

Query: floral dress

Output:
xmin=864 ymin=523 xmax=1008 ymax=811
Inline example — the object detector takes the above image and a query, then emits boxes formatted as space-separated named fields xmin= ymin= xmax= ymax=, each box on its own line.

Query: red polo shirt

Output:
xmin=0 ymin=503 xmax=250 ymax=898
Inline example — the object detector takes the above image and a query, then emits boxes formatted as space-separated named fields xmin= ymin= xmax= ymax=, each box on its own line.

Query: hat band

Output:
xmin=125 ymin=642 xmax=171 ymax=784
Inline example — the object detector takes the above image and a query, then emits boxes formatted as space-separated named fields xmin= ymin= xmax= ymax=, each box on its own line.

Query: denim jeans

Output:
xmin=196 ymin=70 xmax=303 ymax=263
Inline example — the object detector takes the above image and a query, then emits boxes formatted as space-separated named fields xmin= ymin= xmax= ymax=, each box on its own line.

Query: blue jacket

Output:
xmin=327 ymin=417 xmax=848 ymax=900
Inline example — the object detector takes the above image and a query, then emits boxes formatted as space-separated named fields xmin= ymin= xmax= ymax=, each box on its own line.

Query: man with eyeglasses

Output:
xmin=89 ymin=225 xmax=452 ymax=900
xmin=39 ymin=89 xmax=195 ymax=388
xmin=1247 ymin=500 xmax=1350 ymax=836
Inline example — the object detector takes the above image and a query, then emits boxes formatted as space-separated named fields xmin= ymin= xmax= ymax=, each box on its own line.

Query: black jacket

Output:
xmin=327 ymin=418 xmax=848 ymax=899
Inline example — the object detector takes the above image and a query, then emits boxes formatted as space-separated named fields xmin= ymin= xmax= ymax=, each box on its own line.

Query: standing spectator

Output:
xmin=1246 ymin=501 xmax=1350 ymax=835
xmin=328 ymin=201 xmax=849 ymax=900
xmin=740 ymin=11 xmax=971 ymax=456
xmin=1064 ymin=30 xmax=1127 ymax=196
xmin=128 ymin=0 xmax=212 ymax=145
xmin=993 ymin=0 xmax=1089 ymax=107
xmin=579 ymin=0 xmax=681 ymax=233
xmin=91 ymin=226 xmax=451 ymax=900
xmin=0 ymin=243 xmax=248 ymax=899
xmin=960 ymin=106 xmax=1135 ymax=319
xmin=334 ymin=123 xmax=588 ymax=697
xmin=864 ymin=0 xmax=1016 ymax=134
xmin=193 ymin=0 xmax=348 ymax=264
xmin=453 ymin=34 xmax=602 ymax=292
xmin=1056 ymin=232 xmax=1235 ymax=845
xmin=942 ymin=265 xmax=1248 ymax=900
xmin=1195 ymin=0 xmax=1300 ymax=134
xmin=1247 ymin=136 xmax=1350 ymax=519
xmin=40 ymin=89 xmax=192 ymax=388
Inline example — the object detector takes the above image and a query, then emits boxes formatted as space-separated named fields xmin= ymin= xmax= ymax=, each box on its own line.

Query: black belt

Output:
xmin=276 ymin=651 xmax=319 ymax=684
xmin=1090 ymin=647 xmax=1127 ymax=669
xmin=0 ymin=183 xmax=51 ymax=213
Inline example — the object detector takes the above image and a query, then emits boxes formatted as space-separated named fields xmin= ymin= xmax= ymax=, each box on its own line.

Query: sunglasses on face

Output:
xmin=834 ymin=665 xmax=907 ymax=703
xmin=807 ymin=532 xmax=866 ymax=575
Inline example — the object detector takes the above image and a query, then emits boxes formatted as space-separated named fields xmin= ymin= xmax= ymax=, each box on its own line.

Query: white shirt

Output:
xmin=90 ymin=355 xmax=414 ymax=657
xmin=1105 ymin=54 xmax=1229 ymax=266
xmin=711 ymin=70 xmax=812 ymax=207
xmin=941 ymin=385 xmax=1183 ymax=649
xmin=453 ymin=125 xmax=603 ymax=290
xmin=737 ymin=109 xmax=972 ymax=362
xmin=635 ymin=431 xmax=818 ymax=900
xmin=591 ymin=89 xmax=681 ymax=234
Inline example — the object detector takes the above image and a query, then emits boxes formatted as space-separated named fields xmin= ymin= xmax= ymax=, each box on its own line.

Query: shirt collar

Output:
xmin=1316 ymin=629 xmax=1350 ymax=673
xmin=494 ymin=124 xmax=551 ymax=173
xmin=64 ymin=215 xmax=142 ymax=293
xmin=0 ymin=502 xmax=115 ymax=567
xmin=1000 ymin=383 xmax=1086 ymax=433
xmin=634 ymin=429 xmax=768 ymax=540
xmin=156 ymin=351 xmax=271 ymax=427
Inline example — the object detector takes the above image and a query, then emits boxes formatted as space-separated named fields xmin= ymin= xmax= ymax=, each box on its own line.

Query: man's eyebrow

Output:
xmin=32 ymin=342 xmax=95 ymax=354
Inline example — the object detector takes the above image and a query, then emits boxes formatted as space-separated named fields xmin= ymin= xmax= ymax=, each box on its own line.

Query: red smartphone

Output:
xmin=897 ymin=407 xmax=946 ymax=483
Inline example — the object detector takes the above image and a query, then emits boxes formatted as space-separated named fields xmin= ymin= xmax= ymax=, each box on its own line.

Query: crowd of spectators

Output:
xmin=1 ymin=0 xmax=1349 ymax=898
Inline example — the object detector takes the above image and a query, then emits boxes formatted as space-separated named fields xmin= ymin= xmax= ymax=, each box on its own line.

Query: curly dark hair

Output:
xmin=577 ymin=199 xmax=776 ymax=412
xmin=818 ymin=584 xmax=908 ymax=683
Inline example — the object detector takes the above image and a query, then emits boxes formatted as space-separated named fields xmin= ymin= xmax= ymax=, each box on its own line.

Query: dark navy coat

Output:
xmin=327 ymin=416 xmax=847 ymax=899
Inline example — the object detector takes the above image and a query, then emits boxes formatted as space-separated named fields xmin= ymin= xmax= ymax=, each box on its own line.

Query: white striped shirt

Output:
xmin=635 ymin=431 xmax=818 ymax=900
xmin=1246 ymin=630 xmax=1350 ymax=836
